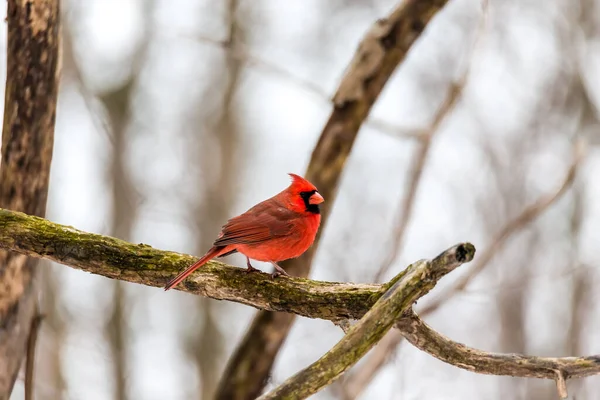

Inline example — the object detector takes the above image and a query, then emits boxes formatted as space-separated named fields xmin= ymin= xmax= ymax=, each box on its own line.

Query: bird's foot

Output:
xmin=271 ymin=263 xmax=289 ymax=279
xmin=245 ymin=259 xmax=260 ymax=274
xmin=245 ymin=265 xmax=260 ymax=273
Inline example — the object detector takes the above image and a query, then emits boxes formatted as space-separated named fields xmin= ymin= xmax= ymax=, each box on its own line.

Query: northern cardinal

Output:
xmin=164 ymin=173 xmax=324 ymax=290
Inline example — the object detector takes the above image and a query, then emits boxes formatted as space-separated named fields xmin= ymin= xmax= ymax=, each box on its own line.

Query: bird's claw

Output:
xmin=271 ymin=270 xmax=289 ymax=279
xmin=245 ymin=258 xmax=260 ymax=274
xmin=271 ymin=263 xmax=289 ymax=279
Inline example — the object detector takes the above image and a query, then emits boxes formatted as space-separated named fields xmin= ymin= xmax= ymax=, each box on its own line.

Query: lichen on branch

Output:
xmin=260 ymin=244 xmax=475 ymax=400
xmin=0 ymin=207 xmax=391 ymax=320
xmin=3 ymin=207 xmax=600 ymax=399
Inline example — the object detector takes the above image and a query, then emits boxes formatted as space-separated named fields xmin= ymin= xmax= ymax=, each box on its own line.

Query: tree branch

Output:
xmin=0 ymin=208 xmax=390 ymax=320
xmin=0 ymin=0 xmax=60 ymax=397
xmin=343 ymin=137 xmax=586 ymax=398
xmin=419 ymin=138 xmax=586 ymax=316
xmin=24 ymin=313 xmax=43 ymax=400
xmin=396 ymin=310 xmax=600 ymax=399
xmin=216 ymin=1 xmax=452 ymax=397
xmin=259 ymin=244 xmax=475 ymax=400
xmin=176 ymin=29 xmax=422 ymax=141
xmin=3 ymin=208 xmax=600 ymax=398
xmin=372 ymin=0 xmax=487 ymax=283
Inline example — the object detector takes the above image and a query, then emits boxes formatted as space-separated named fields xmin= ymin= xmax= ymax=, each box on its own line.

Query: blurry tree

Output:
xmin=565 ymin=75 xmax=599 ymax=400
xmin=5 ymin=0 xmax=600 ymax=399
xmin=485 ymin=129 xmax=537 ymax=398
xmin=98 ymin=6 xmax=152 ymax=399
xmin=0 ymin=1 xmax=59 ymax=399
xmin=183 ymin=1 xmax=243 ymax=398
xmin=37 ymin=263 xmax=66 ymax=400
xmin=100 ymin=79 xmax=138 ymax=400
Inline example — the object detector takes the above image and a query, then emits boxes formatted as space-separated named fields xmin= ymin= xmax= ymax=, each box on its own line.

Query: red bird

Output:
xmin=164 ymin=173 xmax=324 ymax=290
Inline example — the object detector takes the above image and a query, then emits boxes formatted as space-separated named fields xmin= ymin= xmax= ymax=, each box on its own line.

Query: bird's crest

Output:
xmin=288 ymin=173 xmax=317 ymax=192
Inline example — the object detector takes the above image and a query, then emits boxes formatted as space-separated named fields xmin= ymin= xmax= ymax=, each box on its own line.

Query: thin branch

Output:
xmin=555 ymin=370 xmax=568 ymax=399
xmin=396 ymin=310 xmax=600 ymax=400
xmin=24 ymin=313 xmax=43 ymax=400
xmin=372 ymin=82 xmax=466 ymax=282
xmin=373 ymin=0 xmax=487 ymax=283
xmin=344 ymin=136 xmax=585 ymax=398
xmin=216 ymin=1 xmax=452 ymax=398
xmin=259 ymin=244 xmax=475 ymax=400
xmin=419 ymin=138 xmax=586 ymax=316
xmin=0 ymin=207 xmax=404 ymax=320
xmin=343 ymin=2 xmax=487 ymax=394
xmin=171 ymin=30 xmax=421 ymax=142
xmin=191 ymin=2 xmax=241 ymax=398
xmin=61 ymin=27 xmax=115 ymax=147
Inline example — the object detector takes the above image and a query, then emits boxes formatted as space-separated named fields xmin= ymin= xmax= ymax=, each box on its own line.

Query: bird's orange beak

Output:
xmin=309 ymin=192 xmax=324 ymax=205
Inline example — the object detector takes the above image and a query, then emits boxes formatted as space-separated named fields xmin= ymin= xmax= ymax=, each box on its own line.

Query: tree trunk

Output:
xmin=0 ymin=0 xmax=60 ymax=398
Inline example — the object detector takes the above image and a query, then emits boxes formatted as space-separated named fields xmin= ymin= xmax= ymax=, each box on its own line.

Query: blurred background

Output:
xmin=4 ymin=0 xmax=600 ymax=398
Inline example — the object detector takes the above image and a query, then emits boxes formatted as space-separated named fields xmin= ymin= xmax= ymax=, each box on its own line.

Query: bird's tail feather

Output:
xmin=164 ymin=246 xmax=225 ymax=291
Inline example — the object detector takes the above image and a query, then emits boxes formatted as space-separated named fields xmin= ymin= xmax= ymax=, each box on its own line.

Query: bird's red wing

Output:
xmin=213 ymin=203 xmax=297 ymax=247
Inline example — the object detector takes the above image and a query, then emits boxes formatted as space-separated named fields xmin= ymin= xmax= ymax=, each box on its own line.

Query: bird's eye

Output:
xmin=299 ymin=190 xmax=316 ymax=201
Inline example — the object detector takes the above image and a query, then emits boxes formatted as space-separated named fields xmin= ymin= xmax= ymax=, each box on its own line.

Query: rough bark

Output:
xmin=259 ymin=244 xmax=474 ymax=400
xmin=3 ymin=211 xmax=600 ymax=398
xmin=0 ymin=208 xmax=385 ymax=320
xmin=397 ymin=310 xmax=600 ymax=399
xmin=216 ymin=1 xmax=451 ymax=398
xmin=0 ymin=0 xmax=60 ymax=397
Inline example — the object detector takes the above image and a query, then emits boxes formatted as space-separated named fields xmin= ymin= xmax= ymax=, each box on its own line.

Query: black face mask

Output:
xmin=299 ymin=190 xmax=320 ymax=214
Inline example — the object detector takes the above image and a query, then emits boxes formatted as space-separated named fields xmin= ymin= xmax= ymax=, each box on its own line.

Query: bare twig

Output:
xmin=216 ymin=2 xmax=453 ymax=398
xmin=396 ymin=310 xmax=599 ymax=400
xmin=259 ymin=244 xmax=475 ymax=400
xmin=170 ymin=26 xmax=421 ymax=141
xmin=349 ymin=51 xmax=496 ymax=399
xmin=555 ymin=370 xmax=568 ymax=399
xmin=343 ymin=2 xmax=488 ymax=395
xmin=61 ymin=10 xmax=115 ymax=146
xmin=24 ymin=312 xmax=44 ymax=400
xmin=372 ymin=82 xmax=466 ymax=282
xmin=344 ymin=136 xmax=585 ymax=398
xmin=373 ymin=0 xmax=488 ymax=283
xmin=420 ymin=138 xmax=585 ymax=316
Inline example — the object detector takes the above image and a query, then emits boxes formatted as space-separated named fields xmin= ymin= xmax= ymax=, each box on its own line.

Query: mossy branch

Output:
xmin=219 ymin=2 xmax=454 ymax=396
xmin=2 ymin=208 xmax=600 ymax=398
xmin=0 ymin=208 xmax=401 ymax=320
xmin=259 ymin=244 xmax=475 ymax=400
